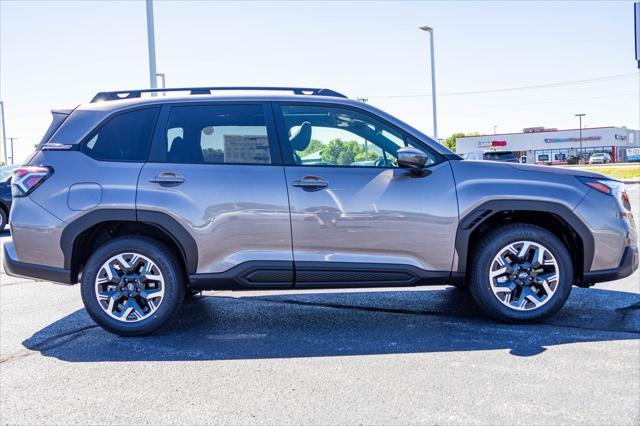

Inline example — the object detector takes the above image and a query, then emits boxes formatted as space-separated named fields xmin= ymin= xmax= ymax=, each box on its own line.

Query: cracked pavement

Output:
xmin=1 ymin=185 xmax=639 ymax=425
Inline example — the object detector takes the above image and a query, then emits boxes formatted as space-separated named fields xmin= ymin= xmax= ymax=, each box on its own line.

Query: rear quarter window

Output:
xmin=82 ymin=108 xmax=159 ymax=162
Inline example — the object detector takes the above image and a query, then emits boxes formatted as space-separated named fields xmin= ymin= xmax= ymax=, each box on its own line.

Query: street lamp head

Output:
xmin=575 ymin=113 xmax=586 ymax=117
xmin=419 ymin=25 xmax=433 ymax=32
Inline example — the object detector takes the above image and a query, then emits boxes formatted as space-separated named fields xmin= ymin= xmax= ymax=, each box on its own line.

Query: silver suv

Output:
xmin=3 ymin=87 xmax=638 ymax=336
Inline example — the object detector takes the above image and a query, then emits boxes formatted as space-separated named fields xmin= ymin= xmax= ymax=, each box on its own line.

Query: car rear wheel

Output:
xmin=469 ymin=224 xmax=573 ymax=323
xmin=80 ymin=236 xmax=185 ymax=336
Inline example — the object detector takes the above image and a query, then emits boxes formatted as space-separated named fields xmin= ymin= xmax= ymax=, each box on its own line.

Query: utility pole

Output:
xmin=575 ymin=113 xmax=586 ymax=164
xmin=156 ymin=72 xmax=166 ymax=94
xmin=146 ymin=0 xmax=158 ymax=95
xmin=420 ymin=25 xmax=438 ymax=141
xmin=8 ymin=137 xmax=16 ymax=164
xmin=0 ymin=101 xmax=6 ymax=164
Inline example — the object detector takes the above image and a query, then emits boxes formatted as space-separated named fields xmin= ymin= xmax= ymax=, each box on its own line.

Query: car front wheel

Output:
xmin=469 ymin=224 xmax=573 ymax=323
xmin=80 ymin=236 xmax=185 ymax=336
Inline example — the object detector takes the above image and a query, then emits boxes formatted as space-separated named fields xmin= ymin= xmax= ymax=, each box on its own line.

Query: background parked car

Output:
xmin=0 ymin=165 xmax=17 ymax=231
xmin=589 ymin=152 xmax=612 ymax=164
xmin=463 ymin=150 xmax=520 ymax=163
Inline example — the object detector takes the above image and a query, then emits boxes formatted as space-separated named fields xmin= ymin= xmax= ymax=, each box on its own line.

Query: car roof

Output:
xmin=79 ymin=93 xmax=360 ymax=112
xmin=51 ymin=92 xmax=457 ymax=158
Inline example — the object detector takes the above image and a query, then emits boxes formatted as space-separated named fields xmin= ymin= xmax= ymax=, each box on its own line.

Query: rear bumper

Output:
xmin=583 ymin=245 xmax=638 ymax=284
xmin=2 ymin=240 xmax=75 ymax=285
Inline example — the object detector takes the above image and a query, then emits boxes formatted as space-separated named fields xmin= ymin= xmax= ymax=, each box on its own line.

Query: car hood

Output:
xmin=504 ymin=162 xmax=612 ymax=180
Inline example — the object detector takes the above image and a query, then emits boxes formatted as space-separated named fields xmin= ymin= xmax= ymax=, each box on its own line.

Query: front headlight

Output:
xmin=577 ymin=177 xmax=631 ymax=212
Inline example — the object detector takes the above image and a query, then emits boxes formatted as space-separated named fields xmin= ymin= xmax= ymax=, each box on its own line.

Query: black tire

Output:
xmin=80 ymin=236 xmax=185 ymax=336
xmin=0 ymin=208 xmax=7 ymax=231
xmin=449 ymin=282 xmax=469 ymax=290
xmin=469 ymin=224 xmax=573 ymax=323
xmin=185 ymin=289 xmax=201 ymax=298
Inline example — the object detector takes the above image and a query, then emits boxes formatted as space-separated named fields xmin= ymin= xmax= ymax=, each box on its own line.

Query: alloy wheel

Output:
xmin=94 ymin=252 xmax=165 ymax=322
xmin=488 ymin=241 xmax=560 ymax=311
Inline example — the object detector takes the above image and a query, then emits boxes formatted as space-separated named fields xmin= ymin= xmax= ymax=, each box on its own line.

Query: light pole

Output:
xmin=146 ymin=0 xmax=158 ymax=95
xmin=357 ymin=98 xmax=369 ymax=157
xmin=420 ymin=25 xmax=438 ymax=141
xmin=493 ymin=125 xmax=498 ymax=135
xmin=7 ymin=137 xmax=16 ymax=164
xmin=156 ymin=73 xmax=166 ymax=94
xmin=0 ymin=101 xmax=6 ymax=164
xmin=575 ymin=113 xmax=586 ymax=163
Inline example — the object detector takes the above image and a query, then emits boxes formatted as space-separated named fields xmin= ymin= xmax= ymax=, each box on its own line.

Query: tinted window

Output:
xmin=83 ymin=108 xmax=159 ymax=162
xmin=484 ymin=151 xmax=516 ymax=161
xmin=279 ymin=105 xmax=438 ymax=168
xmin=166 ymin=105 xmax=272 ymax=164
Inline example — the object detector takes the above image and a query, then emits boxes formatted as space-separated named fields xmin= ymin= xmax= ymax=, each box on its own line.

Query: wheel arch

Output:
xmin=455 ymin=200 xmax=594 ymax=284
xmin=60 ymin=209 xmax=198 ymax=281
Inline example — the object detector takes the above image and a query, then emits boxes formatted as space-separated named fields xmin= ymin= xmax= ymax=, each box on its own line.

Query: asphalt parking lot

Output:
xmin=1 ymin=185 xmax=639 ymax=425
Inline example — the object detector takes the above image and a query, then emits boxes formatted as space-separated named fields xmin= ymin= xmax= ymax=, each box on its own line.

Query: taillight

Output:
xmin=11 ymin=166 xmax=53 ymax=197
xmin=577 ymin=176 xmax=632 ymax=213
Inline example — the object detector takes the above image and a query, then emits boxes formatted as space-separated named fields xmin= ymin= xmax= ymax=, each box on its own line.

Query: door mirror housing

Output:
xmin=397 ymin=146 xmax=428 ymax=173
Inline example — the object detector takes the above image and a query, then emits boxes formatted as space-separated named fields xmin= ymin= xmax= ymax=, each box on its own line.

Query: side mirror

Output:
xmin=397 ymin=146 xmax=428 ymax=173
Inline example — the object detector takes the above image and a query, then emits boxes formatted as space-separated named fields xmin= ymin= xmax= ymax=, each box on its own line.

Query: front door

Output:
xmin=137 ymin=103 xmax=293 ymax=286
xmin=273 ymin=103 xmax=458 ymax=287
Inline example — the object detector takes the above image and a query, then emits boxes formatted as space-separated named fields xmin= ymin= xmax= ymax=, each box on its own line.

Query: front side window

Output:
xmin=83 ymin=108 xmax=159 ymax=162
xmin=279 ymin=105 xmax=438 ymax=168
xmin=166 ymin=104 xmax=272 ymax=164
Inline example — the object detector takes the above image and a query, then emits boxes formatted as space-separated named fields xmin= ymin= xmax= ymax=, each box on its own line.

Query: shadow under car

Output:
xmin=22 ymin=286 xmax=640 ymax=362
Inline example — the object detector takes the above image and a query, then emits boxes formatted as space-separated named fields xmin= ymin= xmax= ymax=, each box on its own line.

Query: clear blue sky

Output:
xmin=1 ymin=0 xmax=638 ymax=162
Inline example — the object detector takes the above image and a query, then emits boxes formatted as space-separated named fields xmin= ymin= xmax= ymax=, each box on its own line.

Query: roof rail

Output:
xmin=90 ymin=86 xmax=348 ymax=103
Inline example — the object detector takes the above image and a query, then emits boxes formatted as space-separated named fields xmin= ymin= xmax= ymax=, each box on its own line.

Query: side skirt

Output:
xmin=188 ymin=260 xmax=452 ymax=291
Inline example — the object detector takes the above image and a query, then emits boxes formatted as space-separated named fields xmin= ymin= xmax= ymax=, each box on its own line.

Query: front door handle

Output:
xmin=150 ymin=172 xmax=185 ymax=186
xmin=292 ymin=176 xmax=328 ymax=190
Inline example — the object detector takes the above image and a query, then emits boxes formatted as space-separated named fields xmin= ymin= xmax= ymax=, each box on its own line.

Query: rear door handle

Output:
xmin=150 ymin=172 xmax=185 ymax=186
xmin=292 ymin=176 xmax=328 ymax=190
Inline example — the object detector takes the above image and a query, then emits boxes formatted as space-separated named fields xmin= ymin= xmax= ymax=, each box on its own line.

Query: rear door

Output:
xmin=137 ymin=102 xmax=293 ymax=286
xmin=273 ymin=102 xmax=458 ymax=288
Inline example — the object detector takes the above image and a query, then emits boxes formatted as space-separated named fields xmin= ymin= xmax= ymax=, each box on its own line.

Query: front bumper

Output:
xmin=583 ymin=245 xmax=639 ymax=284
xmin=2 ymin=240 xmax=74 ymax=284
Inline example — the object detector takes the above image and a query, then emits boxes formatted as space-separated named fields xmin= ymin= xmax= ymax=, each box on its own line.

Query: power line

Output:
xmin=455 ymin=92 xmax=638 ymax=110
xmin=368 ymin=73 xmax=637 ymax=99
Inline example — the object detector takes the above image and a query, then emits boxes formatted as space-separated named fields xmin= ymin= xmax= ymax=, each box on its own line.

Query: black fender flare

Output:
xmin=60 ymin=209 xmax=198 ymax=274
xmin=454 ymin=200 xmax=594 ymax=275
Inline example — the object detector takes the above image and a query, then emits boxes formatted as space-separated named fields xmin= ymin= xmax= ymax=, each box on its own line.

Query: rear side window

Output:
xmin=165 ymin=104 xmax=273 ymax=164
xmin=83 ymin=108 xmax=159 ymax=162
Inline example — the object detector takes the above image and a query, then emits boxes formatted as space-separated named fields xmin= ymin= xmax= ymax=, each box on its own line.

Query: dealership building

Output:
xmin=456 ymin=126 xmax=640 ymax=164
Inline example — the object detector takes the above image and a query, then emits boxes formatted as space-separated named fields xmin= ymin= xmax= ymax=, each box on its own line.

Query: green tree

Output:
xmin=299 ymin=139 xmax=324 ymax=158
xmin=321 ymin=138 xmax=363 ymax=165
xmin=443 ymin=133 xmax=465 ymax=152
xmin=443 ymin=132 xmax=480 ymax=152
xmin=354 ymin=150 xmax=380 ymax=162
